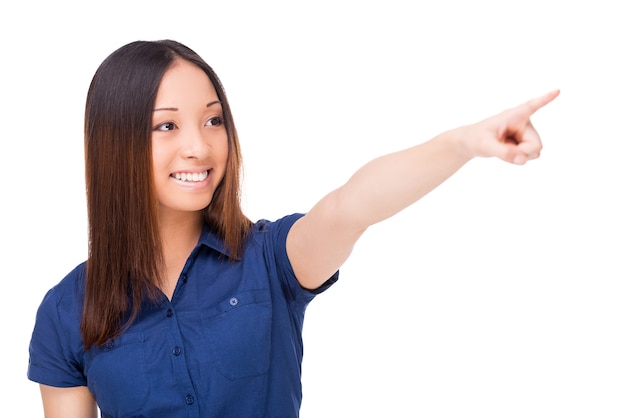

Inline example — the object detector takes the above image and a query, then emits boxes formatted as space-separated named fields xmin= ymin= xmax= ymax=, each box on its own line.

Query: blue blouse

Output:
xmin=28 ymin=213 xmax=337 ymax=417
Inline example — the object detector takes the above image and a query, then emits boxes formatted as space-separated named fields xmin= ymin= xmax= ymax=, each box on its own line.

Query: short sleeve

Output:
xmin=28 ymin=272 xmax=87 ymax=387
xmin=260 ymin=213 xmax=338 ymax=303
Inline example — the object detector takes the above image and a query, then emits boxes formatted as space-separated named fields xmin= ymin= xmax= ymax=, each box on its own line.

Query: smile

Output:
xmin=172 ymin=170 xmax=209 ymax=182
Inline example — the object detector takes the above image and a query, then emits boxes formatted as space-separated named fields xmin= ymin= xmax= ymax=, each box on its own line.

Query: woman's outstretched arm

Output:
xmin=287 ymin=90 xmax=560 ymax=290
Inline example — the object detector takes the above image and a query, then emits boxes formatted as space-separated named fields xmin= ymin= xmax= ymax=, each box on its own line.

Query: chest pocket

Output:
xmin=202 ymin=288 xmax=272 ymax=380
xmin=84 ymin=331 xmax=150 ymax=417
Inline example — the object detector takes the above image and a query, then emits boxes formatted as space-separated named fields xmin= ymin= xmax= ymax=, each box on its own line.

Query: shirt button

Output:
xmin=181 ymin=274 xmax=188 ymax=284
xmin=166 ymin=308 xmax=173 ymax=317
xmin=185 ymin=394 xmax=195 ymax=405
xmin=105 ymin=341 xmax=114 ymax=349
xmin=229 ymin=297 xmax=239 ymax=306
xmin=172 ymin=346 xmax=182 ymax=356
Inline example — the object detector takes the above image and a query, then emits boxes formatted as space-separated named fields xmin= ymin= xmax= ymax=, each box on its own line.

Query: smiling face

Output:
xmin=151 ymin=59 xmax=229 ymax=220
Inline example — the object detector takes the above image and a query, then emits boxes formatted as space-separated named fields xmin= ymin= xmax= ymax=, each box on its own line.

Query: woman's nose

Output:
xmin=180 ymin=127 xmax=211 ymax=159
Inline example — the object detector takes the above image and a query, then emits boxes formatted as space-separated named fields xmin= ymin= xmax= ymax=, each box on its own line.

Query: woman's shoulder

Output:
xmin=251 ymin=213 xmax=304 ymax=234
xmin=37 ymin=261 xmax=87 ymax=313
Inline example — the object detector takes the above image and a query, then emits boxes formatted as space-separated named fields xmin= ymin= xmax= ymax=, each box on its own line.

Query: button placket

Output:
xmin=159 ymin=285 xmax=200 ymax=416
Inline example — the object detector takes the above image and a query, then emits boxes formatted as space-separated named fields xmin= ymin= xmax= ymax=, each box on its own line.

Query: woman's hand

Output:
xmin=457 ymin=89 xmax=560 ymax=165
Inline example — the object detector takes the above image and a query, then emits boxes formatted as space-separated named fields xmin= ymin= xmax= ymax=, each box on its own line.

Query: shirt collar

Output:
xmin=197 ymin=222 xmax=232 ymax=258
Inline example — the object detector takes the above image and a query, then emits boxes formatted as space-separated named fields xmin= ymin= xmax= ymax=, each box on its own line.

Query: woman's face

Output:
xmin=151 ymin=60 xmax=229 ymax=218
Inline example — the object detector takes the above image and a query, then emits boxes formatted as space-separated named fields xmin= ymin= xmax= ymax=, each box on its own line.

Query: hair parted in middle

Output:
xmin=82 ymin=39 xmax=252 ymax=348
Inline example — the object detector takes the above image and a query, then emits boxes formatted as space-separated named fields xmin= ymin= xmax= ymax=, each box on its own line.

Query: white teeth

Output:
xmin=174 ymin=171 xmax=208 ymax=182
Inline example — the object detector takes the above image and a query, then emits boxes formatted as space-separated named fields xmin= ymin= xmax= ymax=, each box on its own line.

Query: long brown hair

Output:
xmin=82 ymin=40 xmax=252 ymax=349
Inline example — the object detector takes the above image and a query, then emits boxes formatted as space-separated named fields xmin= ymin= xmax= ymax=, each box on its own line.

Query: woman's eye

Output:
xmin=155 ymin=122 xmax=176 ymax=131
xmin=206 ymin=116 xmax=223 ymax=127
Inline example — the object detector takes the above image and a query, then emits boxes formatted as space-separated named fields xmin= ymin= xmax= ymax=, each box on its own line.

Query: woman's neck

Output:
xmin=158 ymin=210 xmax=204 ymax=299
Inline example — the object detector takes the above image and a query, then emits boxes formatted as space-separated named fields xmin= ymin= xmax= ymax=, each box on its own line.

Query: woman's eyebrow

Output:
xmin=153 ymin=100 xmax=221 ymax=112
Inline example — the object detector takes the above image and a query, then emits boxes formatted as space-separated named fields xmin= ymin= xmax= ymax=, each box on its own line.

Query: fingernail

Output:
xmin=513 ymin=155 xmax=525 ymax=165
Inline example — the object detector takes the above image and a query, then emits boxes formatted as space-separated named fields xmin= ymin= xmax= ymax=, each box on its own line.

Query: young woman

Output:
xmin=27 ymin=39 xmax=559 ymax=417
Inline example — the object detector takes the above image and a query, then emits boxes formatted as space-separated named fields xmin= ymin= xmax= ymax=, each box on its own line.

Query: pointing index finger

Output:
xmin=523 ymin=89 xmax=561 ymax=115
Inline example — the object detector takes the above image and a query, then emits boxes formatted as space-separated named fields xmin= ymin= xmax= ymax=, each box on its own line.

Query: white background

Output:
xmin=2 ymin=1 xmax=624 ymax=417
